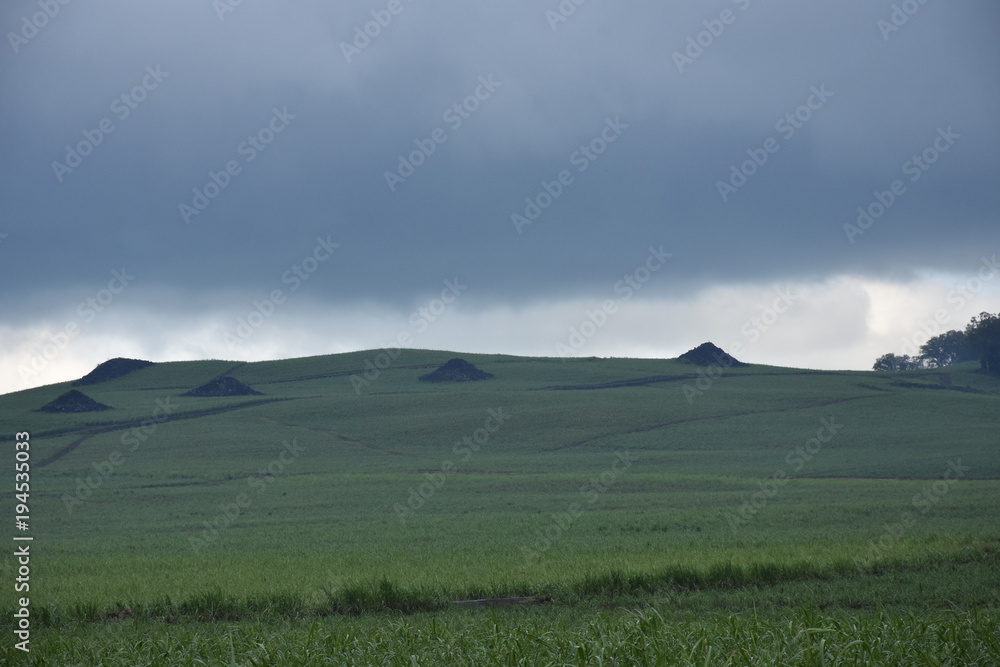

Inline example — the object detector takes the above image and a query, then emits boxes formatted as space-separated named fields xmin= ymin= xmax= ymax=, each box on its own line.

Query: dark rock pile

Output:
xmin=72 ymin=358 xmax=154 ymax=386
xmin=677 ymin=342 xmax=747 ymax=368
xmin=419 ymin=358 xmax=494 ymax=383
xmin=182 ymin=377 xmax=263 ymax=397
xmin=38 ymin=390 xmax=112 ymax=413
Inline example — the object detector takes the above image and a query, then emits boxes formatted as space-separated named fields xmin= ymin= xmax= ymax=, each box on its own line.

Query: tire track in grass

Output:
xmin=537 ymin=370 xmax=864 ymax=392
xmin=250 ymin=363 xmax=442 ymax=386
xmin=256 ymin=416 xmax=409 ymax=457
xmin=35 ymin=398 xmax=292 ymax=468
xmin=126 ymin=361 xmax=250 ymax=392
xmin=548 ymin=393 xmax=884 ymax=452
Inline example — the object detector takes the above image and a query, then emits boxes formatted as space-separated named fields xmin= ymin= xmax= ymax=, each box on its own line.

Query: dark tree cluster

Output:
xmin=965 ymin=312 xmax=1000 ymax=374
xmin=873 ymin=313 xmax=1000 ymax=375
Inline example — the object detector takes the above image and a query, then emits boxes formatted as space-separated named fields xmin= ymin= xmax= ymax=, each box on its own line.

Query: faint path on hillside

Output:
xmin=127 ymin=360 xmax=438 ymax=391
xmin=37 ymin=434 xmax=93 ymax=469
xmin=35 ymin=398 xmax=290 ymax=468
xmin=256 ymin=416 xmax=409 ymax=457
xmin=537 ymin=370 xmax=860 ymax=392
xmin=548 ymin=393 xmax=883 ymax=452
xmin=245 ymin=363 xmax=441 ymax=386
xmin=212 ymin=361 xmax=248 ymax=380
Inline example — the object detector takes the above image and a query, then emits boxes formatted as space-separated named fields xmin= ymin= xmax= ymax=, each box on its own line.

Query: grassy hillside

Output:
xmin=2 ymin=349 xmax=998 ymax=663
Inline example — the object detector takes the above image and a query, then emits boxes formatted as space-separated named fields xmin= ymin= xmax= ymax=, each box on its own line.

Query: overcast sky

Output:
xmin=2 ymin=0 xmax=998 ymax=394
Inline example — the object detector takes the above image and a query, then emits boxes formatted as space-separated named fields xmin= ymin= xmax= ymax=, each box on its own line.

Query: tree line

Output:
xmin=874 ymin=312 xmax=1000 ymax=374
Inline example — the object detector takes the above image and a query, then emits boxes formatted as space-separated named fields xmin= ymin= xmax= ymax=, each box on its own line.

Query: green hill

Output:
xmin=2 ymin=348 xmax=998 ymax=658
xmin=6 ymin=349 xmax=997 ymax=482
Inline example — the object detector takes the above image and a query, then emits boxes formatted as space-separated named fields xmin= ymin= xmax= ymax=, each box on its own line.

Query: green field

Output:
xmin=2 ymin=349 xmax=998 ymax=664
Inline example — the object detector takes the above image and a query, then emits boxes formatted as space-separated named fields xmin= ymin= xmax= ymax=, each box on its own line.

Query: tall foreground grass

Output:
xmin=13 ymin=541 xmax=997 ymax=626
xmin=5 ymin=545 xmax=998 ymax=663
xmin=9 ymin=607 xmax=998 ymax=666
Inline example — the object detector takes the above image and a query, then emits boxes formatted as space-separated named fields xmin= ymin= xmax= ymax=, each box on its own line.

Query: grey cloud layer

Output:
xmin=2 ymin=0 xmax=998 ymax=313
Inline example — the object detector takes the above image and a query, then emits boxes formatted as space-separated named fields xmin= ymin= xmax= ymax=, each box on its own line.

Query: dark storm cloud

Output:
xmin=2 ymin=0 xmax=998 ymax=312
